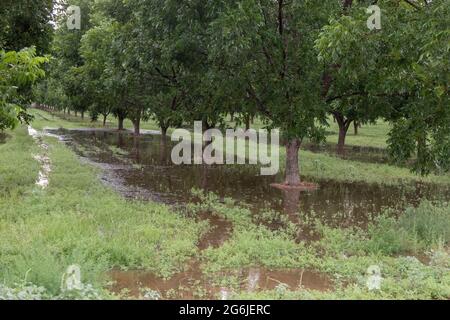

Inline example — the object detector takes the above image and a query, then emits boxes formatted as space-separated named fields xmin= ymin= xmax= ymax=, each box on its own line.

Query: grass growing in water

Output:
xmin=189 ymin=190 xmax=450 ymax=300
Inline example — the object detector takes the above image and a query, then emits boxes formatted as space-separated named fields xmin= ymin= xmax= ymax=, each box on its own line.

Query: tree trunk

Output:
xmin=118 ymin=116 xmax=125 ymax=130
xmin=81 ymin=111 xmax=84 ymax=119
xmin=161 ymin=125 xmax=168 ymax=137
xmin=354 ymin=121 xmax=359 ymax=135
xmin=132 ymin=117 xmax=140 ymax=135
xmin=245 ymin=115 xmax=250 ymax=131
xmin=75 ymin=111 xmax=77 ymax=117
xmin=103 ymin=115 xmax=107 ymax=127
xmin=337 ymin=127 xmax=347 ymax=156
xmin=285 ymin=138 xmax=301 ymax=186
xmin=335 ymin=115 xmax=352 ymax=156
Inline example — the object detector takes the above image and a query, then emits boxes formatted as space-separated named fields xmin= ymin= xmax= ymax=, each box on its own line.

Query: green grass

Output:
xmin=0 ymin=127 xmax=207 ymax=296
xmin=293 ymin=149 xmax=450 ymax=186
xmin=325 ymin=119 xmax=391 ymax=149
xmin=0 ymin=128 xmax=40 ymax=196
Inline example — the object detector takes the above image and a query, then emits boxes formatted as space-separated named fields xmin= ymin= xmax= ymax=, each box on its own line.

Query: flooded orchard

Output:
xmin=47 ymin=128 xmax=450 ymax=299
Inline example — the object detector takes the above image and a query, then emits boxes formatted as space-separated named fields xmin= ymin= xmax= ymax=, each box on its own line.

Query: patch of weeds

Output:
xmin=108 ymin=145 xmax=129 ymax=156
xmin=188 ymin=189 xmax=253 ymax=227
xmin=366 ymin=201 xmax=450 ymax=255
xmin=202 ymin=226 xmax=315 ymax=273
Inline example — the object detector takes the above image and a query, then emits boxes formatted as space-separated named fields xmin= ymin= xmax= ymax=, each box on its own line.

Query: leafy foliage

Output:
xmin=316 ymin=0 xmax=450 ymax=174
xmin=0 ymin=48 xmax=48 ymax=130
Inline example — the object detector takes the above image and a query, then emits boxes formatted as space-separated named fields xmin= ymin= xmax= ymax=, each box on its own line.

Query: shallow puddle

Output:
xmin=109 ymin=266 xmax=332 ymax=300
xmin=196 ymin=212 xmax=233 ymax=250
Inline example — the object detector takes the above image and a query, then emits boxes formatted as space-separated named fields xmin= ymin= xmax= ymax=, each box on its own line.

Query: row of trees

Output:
xmin=0 ymin=0 xmax=52 ymax=131
xmin=33 ymin=0 xmax=449 ymax=185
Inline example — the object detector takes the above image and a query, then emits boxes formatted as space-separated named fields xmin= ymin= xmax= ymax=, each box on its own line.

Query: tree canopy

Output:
xmin=18 ymin=0 xmax=450 ymax=179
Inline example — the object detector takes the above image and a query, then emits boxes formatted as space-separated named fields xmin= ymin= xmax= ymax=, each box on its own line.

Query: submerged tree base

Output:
xmin=270 ymin=182 xmax=319 ymax=191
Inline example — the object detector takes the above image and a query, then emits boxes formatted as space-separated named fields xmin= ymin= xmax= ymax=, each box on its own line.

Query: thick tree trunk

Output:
xmin=284 ymin=138 xmax=301 ymax=186
xmin=337 ymin=126 xmax=348 ymax=156
xmin=81 ymin=111 xmax=84 ymax=119
xmin=118 ymin=116 xmax=125 ymax=130
xmin=245 ymin=115 xmax=250 ymax=131
xmin=161 ymin=125 xmax=168 ymax=137
xmin=202 ymin=119 xmax=212 ymax=133
xmin=354 ymin=121 xmax=359 ymax=135
xmin=103 ymin=115 xmax=107 ymax=127
xmin=335 ymin=114 xmax=352 ymax=156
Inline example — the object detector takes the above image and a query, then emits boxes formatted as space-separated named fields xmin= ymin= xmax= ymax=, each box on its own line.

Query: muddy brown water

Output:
xmin=110 ymin=266 xmax=332 ymax=300
xmin=47 ymin=128 xmax=450 ymax=298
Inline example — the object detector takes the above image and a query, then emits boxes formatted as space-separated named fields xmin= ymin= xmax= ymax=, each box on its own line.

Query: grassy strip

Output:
xmin=325 ymin=119 xmax=390 ymax=149
xmin=0 ymin=127 xmax=207 ymax=296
